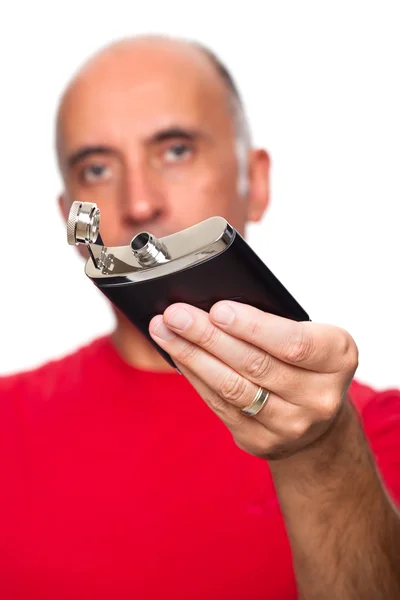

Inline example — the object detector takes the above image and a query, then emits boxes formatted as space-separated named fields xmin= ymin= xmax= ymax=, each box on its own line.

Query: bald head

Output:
xmin=56 ymin=35 xmax=251 ymax=191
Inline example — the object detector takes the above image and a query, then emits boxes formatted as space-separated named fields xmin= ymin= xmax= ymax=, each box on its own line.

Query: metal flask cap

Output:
xmin=67 ymin=201 xmax=100 ymax=246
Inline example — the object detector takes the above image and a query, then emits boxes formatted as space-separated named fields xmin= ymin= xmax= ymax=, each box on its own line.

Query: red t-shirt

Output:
xmin=0 ymin=336 xmax=399 ymax=600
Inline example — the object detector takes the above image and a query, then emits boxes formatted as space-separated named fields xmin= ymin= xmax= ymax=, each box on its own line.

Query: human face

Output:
xmin=58 ymin=44 xmax=250 ymax=250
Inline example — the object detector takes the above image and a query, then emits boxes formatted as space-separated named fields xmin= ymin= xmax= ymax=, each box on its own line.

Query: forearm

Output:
xmin=269 ymin=400 xmax=400 ymax=600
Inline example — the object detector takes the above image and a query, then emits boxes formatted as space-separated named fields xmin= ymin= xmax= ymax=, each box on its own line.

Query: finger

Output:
xmin=209 ymin=301 xmax=357 ymax=374
xmin=149 ymin=314 xmax=258 ymax=411
xmin=174 ymin=362 xmax=256 ymax=431
xmin=149 ymin=314 xmax=315 ymax=436
xmin=161 ymin=302 xmax=323 ymax=404
xmin=174 ymin=362 xmax=285 ymax=456
xmin=175 ymin=362 xmax=320 ymax=460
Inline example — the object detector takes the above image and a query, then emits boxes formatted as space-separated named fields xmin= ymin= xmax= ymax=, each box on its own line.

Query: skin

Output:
xmin=57 ymin=36 xmax=400 ymax=599
xmin=57 ymin=36 xmax=269 ymax=371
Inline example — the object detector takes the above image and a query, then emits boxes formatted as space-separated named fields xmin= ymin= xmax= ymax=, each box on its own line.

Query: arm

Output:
xmin=148 ymin=300 xmax=400 ymax=599
xmin=269 ymin=399 xmax=400 ymax=600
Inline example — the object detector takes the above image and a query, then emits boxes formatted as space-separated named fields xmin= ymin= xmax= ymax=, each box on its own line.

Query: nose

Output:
xmin=120 ymin=163 xmax=165 ymax=224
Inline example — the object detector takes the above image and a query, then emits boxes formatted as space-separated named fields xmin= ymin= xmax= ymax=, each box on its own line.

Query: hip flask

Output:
xmin=67 ymin=201 xmax=310 ymax=370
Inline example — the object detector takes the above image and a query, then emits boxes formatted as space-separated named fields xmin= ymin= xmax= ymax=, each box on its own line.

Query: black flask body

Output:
xmin=90 ymin=229 xmax=309 ymax=369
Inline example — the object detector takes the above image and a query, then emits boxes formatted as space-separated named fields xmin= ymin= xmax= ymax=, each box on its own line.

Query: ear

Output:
xmin=246 ymin=149 xmax=271 ymax=222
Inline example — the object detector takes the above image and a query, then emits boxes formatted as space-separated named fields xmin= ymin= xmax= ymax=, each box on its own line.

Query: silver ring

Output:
xmin=241 ymin=386 xmax=270 ymax=416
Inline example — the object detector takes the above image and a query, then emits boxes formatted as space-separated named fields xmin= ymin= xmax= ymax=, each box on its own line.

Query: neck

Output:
xmin=110 ymin=310 xmax=175 ymax=373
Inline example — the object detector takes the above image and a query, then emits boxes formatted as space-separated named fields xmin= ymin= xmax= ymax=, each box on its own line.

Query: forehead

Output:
xmin=58 ymin=48 xmax=234 ymax=152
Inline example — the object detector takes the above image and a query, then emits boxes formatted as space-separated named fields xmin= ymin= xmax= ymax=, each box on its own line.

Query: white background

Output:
xmin=0 ymin=1 xmax=399 ymax=389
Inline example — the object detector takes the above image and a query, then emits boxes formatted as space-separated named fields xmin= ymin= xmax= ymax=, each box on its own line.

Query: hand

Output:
xmin=149 ymin=301 xmax=359 ymax=460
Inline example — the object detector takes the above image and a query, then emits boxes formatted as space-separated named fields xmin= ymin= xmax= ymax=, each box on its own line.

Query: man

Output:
xmin=1 ymin=35 xmax=399 ymax=599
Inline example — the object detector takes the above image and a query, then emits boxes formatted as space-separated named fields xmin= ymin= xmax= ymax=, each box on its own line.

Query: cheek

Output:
xmin=169 ymin=179 xmax=231 ymax=220
xmin=194 ymin=170 xmax=248 ymax=233
xmin=173 ymin=162 xmax=238 ymax=205
xmin=166 ymin=180 xmax=242 ymax=234
xmin=69 ymin=180 xmax=118 ymax=203
xmin=200 ymin=169 xmax=242 ymax=215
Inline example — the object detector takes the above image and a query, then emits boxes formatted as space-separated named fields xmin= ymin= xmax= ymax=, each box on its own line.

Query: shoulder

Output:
xmin=0 ymin=336 xmax=113 ymax=449
xmin=0 ymin=336 xmax=111 ymax=402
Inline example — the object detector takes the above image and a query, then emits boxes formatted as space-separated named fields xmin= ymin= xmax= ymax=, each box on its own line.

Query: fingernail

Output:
xmin=153 ymin=319 xmax=176 ymax=341
xmin=212 ymin=303 xmax=235 ymax=326
xmin=165 ymin=308 xmax=193 ymax=331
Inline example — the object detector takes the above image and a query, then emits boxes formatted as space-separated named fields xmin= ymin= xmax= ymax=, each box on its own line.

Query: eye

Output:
xmin=81 ymin=163 xmax=112 ymax=183
xmin=164 ymin=143 xmax=192 ymax=163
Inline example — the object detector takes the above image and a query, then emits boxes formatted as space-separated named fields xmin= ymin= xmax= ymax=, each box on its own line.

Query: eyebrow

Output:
xmin=147 ymin=126 xmax=204 ymax=144
xmin=67 ymin=127 xmax=205 ymax=169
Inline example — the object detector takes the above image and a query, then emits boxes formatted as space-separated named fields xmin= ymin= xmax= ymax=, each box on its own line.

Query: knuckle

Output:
xmin=219 ymin=372 xmax=248 ymax=404
xmin=175 ymin=341 xmax=198 ymax=364
xmin=337 ymin=330 xmax=352 ymax=356
xmin=248 ymin=319 xmax=262 ymax=343
xmin=335 ymin=329 xmax=359 ymax=371
xmin=316 ymin=391 xmax=341 ymax=420
xmin=344 ymin=338 xmax=359 ymax=372
xmin=198 ymin=323 xmax=221 ymax=350
xmin=351 ymin=343 xmax=359 ymax=367
xmin=287 ymin=417 xmax=309 ymax=439
xmin=243 ymin=349 xmax=273 ymax=381
xmin=284 ymin=325 xmax=314 ymax=364
xmin=208 ymin=392 xmax=228 ymax=415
